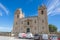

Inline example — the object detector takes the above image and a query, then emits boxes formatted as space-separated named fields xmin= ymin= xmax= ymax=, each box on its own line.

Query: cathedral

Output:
xmin=12 ymin=5 xmax=49 ymax=36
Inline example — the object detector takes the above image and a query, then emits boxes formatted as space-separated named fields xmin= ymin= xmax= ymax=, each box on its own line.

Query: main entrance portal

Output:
xmin=26 ymin=28 xmax=30 ymax=33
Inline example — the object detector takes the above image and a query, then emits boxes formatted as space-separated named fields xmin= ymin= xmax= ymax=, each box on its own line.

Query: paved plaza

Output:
xmin=0 ymin=36 xmax=34 ymax=40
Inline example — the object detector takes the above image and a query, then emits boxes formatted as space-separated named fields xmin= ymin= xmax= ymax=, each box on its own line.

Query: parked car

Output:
xmin=26 ymin=33 xmax=34 ymax=39
xmin=18 ymin=33 xmax=26 ymax=38
xmin=50 ymin=35 xmax=58 ymax=40
xmin=58 ymin=35 xmax=60 ymax=40
xmin=34 ymin=34 xmax=40 ymax=40
xmin=42 ymin=34 xmax=48 ymax=40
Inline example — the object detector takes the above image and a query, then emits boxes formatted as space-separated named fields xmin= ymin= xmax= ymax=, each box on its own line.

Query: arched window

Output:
xmin=26 ymin=28 xmax=30 ymax=33
xmin=17 ymin=14 xmax=19 ymax=18
xmin=41 ymin=10 xmax=43 ymax=15
xmin=35 ymin=20 xmax=36 ymax=23
xmin=27 ymin=22 xmax=29 ymax=25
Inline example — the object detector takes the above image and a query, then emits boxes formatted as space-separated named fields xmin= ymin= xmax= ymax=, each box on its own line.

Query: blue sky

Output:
xmin=0 ymin=0 xmax=60 ymax=32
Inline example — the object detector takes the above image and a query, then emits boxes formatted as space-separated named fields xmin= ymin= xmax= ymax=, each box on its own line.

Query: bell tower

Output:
xmin=15 ymin=8 xmax=24 ymax=19
xmin=38 ymin=5 xmax=49 ymax=34
xmin=12 ymin=8 xmax=24 ymax=36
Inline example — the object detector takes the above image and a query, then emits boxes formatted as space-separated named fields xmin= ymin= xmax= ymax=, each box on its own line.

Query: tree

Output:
xmin=49 ymin=24 xmax=57 ymax=32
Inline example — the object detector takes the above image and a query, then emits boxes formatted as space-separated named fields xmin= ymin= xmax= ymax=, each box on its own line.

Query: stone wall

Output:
xmin=0 ymin=32 xmax=11 ymax=36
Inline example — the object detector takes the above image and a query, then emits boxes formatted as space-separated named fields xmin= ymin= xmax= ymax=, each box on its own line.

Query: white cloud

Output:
xmin=50 ymin=8 xmax=60 ymax=16
xmin=54 ymin=8 xmax=60 ymax=12
xmin=0 ymin=3 xmax=9 ymax=16
xmin=48 ymin=0 xmax=59 ymax=12
xmin=47 ymin=0 xmax=60 ymax=16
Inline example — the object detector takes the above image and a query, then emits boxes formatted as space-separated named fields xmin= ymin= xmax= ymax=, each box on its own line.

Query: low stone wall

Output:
xmin=0 ymin=32 xmax=11 ymax=36
xmin=50 ymin=32 xmax=60 ymax=37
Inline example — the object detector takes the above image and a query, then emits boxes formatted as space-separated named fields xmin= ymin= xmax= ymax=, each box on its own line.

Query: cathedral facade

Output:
xmin=12 ymin=5 xmax=49 ymax=36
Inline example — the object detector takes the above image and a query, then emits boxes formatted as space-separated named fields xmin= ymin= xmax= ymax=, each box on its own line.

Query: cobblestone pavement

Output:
xmin=0 ymin=36 xmax=34 ymax=40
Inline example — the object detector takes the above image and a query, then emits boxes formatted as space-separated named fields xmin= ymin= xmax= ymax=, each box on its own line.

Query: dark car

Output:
xmin=58 ymin=35 xmax=60 ymax=40
xmin=34 ymin=34 xmax=40 ymax=40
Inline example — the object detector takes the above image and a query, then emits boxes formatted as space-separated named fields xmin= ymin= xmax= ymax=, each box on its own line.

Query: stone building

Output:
xmin=12 ymin=5 xmax=49 ymax=36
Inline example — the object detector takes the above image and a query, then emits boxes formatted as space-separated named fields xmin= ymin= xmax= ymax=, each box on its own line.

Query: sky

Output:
xmin=0 ymin=0 xmax=60 ymax=32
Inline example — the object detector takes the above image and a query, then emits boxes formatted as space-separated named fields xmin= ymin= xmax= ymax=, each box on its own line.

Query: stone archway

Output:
xmin=26 ymin=28 xmax=30 ymax=33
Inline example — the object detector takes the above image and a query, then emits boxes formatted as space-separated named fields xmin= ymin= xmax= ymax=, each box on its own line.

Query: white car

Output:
xmin=42 ymin=34 xmax=48 ymax=39
xmin=26 ymin=33 xmax=34 ymax=39
xmin=18 ymin=33 xmax=26 ymax=38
